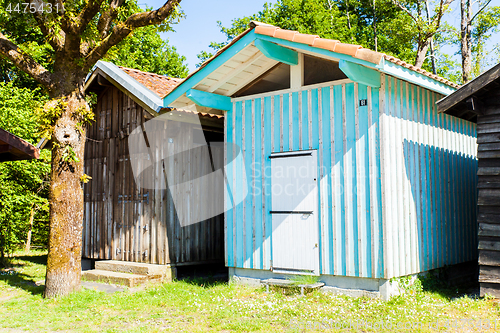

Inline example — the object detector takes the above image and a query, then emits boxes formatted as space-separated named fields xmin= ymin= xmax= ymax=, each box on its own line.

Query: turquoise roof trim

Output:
xmin=339 ymin=60 xmax=381 ymax=88
xmin=163 ymin=31 xmax=258 ymax=108
xmin=254 ymin=38 xmax=298 ymax=66
xmin=162 ymin=29 xmax=455 ymax=107
xmin=379 ymin=58 xmax=455 ymax=96
xmin=186 ymin=89 xmax=232 ymax=111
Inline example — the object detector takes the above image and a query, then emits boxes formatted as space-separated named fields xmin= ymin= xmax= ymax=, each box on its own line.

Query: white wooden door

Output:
xmin=271 ymin=150 xmax=319 ymax=275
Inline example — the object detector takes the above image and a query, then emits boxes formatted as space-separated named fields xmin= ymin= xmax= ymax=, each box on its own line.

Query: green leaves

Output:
xmin=0 ymin=83 xmax=50 ymax=258
xmin=61 ymin=145 xmax=79 ymax=163
xmin=104 ymin=25 xmax=189 ymax=78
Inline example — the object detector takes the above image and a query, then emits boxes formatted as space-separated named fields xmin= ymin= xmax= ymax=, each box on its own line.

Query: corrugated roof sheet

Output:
xmin=160 ymin=108 xmax=224 ymax=120
xmin=118 ymin=66 xmax=184 ymax=98
xmin=253 ymin=23 xmax=460 ymax=89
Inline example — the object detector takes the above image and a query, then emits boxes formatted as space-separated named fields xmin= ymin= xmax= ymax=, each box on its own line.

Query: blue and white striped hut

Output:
xmin=162 ymin=22 xmax=478 ymax=298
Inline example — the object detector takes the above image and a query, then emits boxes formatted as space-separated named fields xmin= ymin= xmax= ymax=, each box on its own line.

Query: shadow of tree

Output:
xmin=0 ymin=253 xmax=47 ymax=296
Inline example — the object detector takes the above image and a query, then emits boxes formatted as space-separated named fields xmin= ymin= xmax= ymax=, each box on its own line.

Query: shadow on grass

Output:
xmin=419 ymin=274 xmax=479 ymax=300
xmin=0 ymin=253 xmax=47 ymax=296
xmin=179 ymin=276 xmax=229 ymax=288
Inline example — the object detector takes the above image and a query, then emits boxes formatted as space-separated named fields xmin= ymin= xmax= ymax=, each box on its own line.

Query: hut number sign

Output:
xmin=359 ymin=99 xmax=368 ymax=106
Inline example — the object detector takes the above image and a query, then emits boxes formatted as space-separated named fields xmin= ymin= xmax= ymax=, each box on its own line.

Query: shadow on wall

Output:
xmin=402 ymin=138 xmax=478 ymax=273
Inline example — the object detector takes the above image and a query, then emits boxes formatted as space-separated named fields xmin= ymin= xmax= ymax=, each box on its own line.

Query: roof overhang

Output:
xmin=436 ymin=62 xmax=500 ymax=123
xmin=0 ymin=128 xmax=39 ymax=162
xmin=85 ymin=61 xmax=164 ymax=115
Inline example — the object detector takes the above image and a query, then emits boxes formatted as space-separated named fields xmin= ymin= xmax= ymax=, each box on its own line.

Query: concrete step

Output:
xmin=82 ymin=269 xmax=148 ymax=288
xmin=94 ymin=260 xmax=172 ymax=280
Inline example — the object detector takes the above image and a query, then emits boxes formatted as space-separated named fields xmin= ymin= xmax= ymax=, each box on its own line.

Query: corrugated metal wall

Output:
xmin=380 ymin=74 xmax=478 ymax=278
xmin=225 ymin=76 xmax=478 ymax=279
xmin=225 ymin=80 xmax=384 ymax=278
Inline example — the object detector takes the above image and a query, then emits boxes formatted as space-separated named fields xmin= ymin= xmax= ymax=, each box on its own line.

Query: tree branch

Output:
xmin=30 ymin=0 xmax=65 ymax=51
xmin=96 ymin=0 xmax=125 ymax=39
xmin=471 ymin=0 xmax=493 ymax=22
xmin=0 ymin=32 xmax=54 ymax=90
xmin=75 ymin=0 xmax=107 ymax=34
xmin=83 ymin=0 xmax=181 ymax=71
xmin=391 ymin=0 xmax=421 ymax=25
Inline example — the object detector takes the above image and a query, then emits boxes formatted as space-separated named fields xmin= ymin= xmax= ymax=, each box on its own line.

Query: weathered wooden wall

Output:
xmin=83 ymin=85 xmax=224 ymax=265
xmin=477 ymin=103 xmax=500 ymax=297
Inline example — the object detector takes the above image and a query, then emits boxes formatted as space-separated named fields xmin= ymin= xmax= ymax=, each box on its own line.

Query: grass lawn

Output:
xmin=1 ymin=251 xmax=500 ymax=332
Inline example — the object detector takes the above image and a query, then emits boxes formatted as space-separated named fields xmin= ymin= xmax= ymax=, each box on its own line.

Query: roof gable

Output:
xmin=163 ymin=22 xmax=458 ymax=111
xmin=85 ymin=61 xmax=182 ymax=113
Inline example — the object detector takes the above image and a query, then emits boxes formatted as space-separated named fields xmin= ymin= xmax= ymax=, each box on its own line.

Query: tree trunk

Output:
xmin=25 ymin=204 xmax=35 ymax=252
xmin=373 ymin=0 xmax=378 ymax=52
xmin=414 ymin=41 xmax=430 ymax=68
xmin=461 ymin=0 xmax=472 ymax=83
xmin=43 ymin=84 xmax=88 ymax=299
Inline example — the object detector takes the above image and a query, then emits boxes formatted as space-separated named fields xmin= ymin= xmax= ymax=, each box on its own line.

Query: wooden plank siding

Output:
xmin=225 ymin=75 xmax=478 ymax=279
xmin=477 ymin=105 xmax=500 ymax=296
xmin=83 ymin=86 xmax=224 ymax=265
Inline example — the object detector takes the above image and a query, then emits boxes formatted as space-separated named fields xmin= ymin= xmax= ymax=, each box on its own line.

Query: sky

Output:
xmin=142 ymin=0 xmax=276 ymax=71
xmin=141 ymin=0 xmax=500 ymax=74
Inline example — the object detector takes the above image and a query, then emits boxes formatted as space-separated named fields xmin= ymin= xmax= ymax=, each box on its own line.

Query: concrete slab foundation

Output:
xmin=229 ymin=268 xmax=403 ymax=300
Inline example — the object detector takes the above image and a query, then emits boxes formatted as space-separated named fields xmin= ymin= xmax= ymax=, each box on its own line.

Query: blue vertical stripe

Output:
xmin=371 ymin=87 xmax=384 ymax=278
xmin=264 ymin=96 xmax=273 ymax=269
xmin=346 ymin=83 xmax=359 ymax=276
xmin=321 ymin=87 xmax=332 ymax=274
xmin=244 ymin=100 xmax=253 ymax=268
xmin=282 ymin=94 xmax=290 ymax=151
xmin=273 ymin=96 xmax=281 ymax=153
xmin=292 ymin=92 xmax=300 ymax=151
xmin=234 ymin=101 xmax=244 ymax=267
xmin=358 ymin=84 xmax=371 ymax=277
xmin=302 ymin=90 xmax=309 ymax=150
xmin=334 ymin=85 xmax=346 ymax=276
xmin=226 ymin=105 xmax=234 ymax=266
xmin=254 ymin=99 xmax=262 ymax=269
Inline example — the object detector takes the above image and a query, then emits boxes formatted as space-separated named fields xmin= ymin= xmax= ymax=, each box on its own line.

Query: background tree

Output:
xmin=390 ymin=0 xmax=454 ymax=69
xmin=0 ymin=0 xmax=182 ymax=298
xmin=104 ymin=25 xmax=189 ymax=78
xmin=460 ymin=0 xmax=500 ymax=82
xmin=197 ymin=0 xmax=421 ymax=71
xmin=0 ymin=82 xmax=50 ymax=266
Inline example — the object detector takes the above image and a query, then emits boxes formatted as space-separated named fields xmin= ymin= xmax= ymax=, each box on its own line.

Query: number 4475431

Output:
xmin=6 ymin=2 xmax=61 ymax=14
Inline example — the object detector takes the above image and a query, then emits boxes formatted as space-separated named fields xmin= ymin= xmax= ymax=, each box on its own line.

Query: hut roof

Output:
xmin=163 ymin=22 xmax=459 ymax=112
xmin=0 ymin=128 xmax=39 ymax=162
xmin=436 ymin=62 xmax=500 ymax=123
xmin=118 ymin=66 xmax=183 ymax=98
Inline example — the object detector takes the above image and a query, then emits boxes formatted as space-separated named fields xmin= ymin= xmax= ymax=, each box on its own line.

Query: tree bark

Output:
xmin=461 ymin=0 xmax=472 ymax=83
xmin=25 ymin=205 xmax=35 ymax=252
xmin=43 ymin=83 xmax=88 ymax=298
xmin=414 ymin=42 xmax=430 ymax=68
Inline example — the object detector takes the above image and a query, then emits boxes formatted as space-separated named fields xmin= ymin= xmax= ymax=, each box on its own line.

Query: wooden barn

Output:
xmin=162 ymin=22 xmax=478 ymax=298
xmin=437 ymin=63 xmax=500 ymax=297
xmin=81 ymin=61 xmax=225 ymax=270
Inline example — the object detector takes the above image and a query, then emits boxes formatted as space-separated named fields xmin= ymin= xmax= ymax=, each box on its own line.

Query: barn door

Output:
xmin=270 ymin=150 xmax=319 ymax=275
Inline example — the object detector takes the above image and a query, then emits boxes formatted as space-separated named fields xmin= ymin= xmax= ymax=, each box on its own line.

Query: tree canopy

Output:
xmin=197 ymin=0 xmax=500 ymax=84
